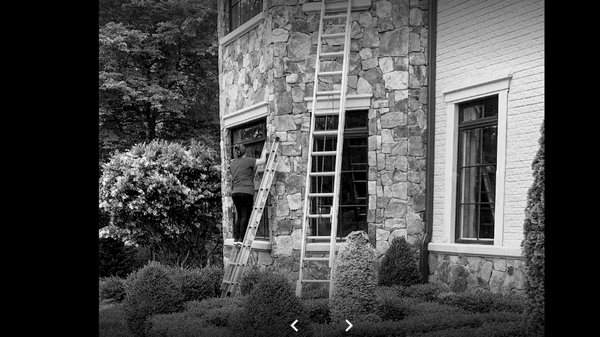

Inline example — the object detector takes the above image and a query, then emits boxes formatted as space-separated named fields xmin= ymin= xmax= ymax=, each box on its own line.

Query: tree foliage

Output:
xmin=98 ymin=0 xmax=219 ymax=175
xmin=521 ymin=120 xmax=544 ymax=336
xmin=99 ymin=139 xmax=222 ymax=268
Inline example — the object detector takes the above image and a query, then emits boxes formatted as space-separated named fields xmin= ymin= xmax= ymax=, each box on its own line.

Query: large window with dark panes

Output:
xmin=227 ymin=0 xmax=263 ymax=34
xmin=230 ymin=119 xmax=269 ymax=239
xmin=309 ymin=110 xmax=368 ymax=239
xmin=455 ymin=95 xmax=498 ymax=244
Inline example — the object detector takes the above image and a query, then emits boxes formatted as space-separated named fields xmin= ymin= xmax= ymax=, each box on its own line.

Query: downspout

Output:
xmin=420 ymin=0 xmax=437 ymax=283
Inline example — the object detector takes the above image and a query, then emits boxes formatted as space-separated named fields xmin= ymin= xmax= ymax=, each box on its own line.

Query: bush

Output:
xmin=398 ymin=283 xmax=442 ymax=302
xmin=410 ymin=321 xmax=528 ymax=337
xmin=238 ymin=268 xmax=264 ymax=295
xmin=437 ymin=291 xmax=526 ymax=314
xmin=170 ymin=265 xmax=224 ymax=302
xmin=99 ymin=304 xmax=133 ymax=337
xmin=232 ymin=271 xmax=313 ymax=337
xmin=302 ymin=298 xmax=331 ymax=324
xmin=522 ymin=120 xmax=545 ymax=336
xmin=123 ymin=261 xmax=184 ymax=337
xmin=378 ymin=236 xmax=421 ymax=287
xmin=331 ymin=231 xmax=379 ymax=323
xmin=100 ymin=276 xmax=126 ymax=302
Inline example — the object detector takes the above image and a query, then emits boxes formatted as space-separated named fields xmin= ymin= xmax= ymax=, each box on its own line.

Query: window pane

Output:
xmin=458 ymin=204 xmax=478 ymax=239
xmin=480 ymin=165 xmax=496 ymax=204
xmin=459 ymin=95 xmax=498 ymax=123
xmin=345 ymin=110 xmax=368 ymax=129
xmin=458 ymin=167 xmax=479 ymax=205
xmin=460 ymin=129 xmax=481 ymax=167
xmin=231 ymin=2 xmax=240 ymax=31
xmin=482 ymin=126 xmax=497 ymax=165
xmin=479 ymin=204 xmax=494 ymax=239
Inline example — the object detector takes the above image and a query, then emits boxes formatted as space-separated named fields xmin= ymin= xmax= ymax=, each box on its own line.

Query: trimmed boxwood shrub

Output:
xmin=146 ymin=298 xmax=242 ymax=337
xmin=378 ymin=236 xmax=421 ymax=287
xmin=409 ymin=321 xmax=528 ymax=337
xmin=302 ymin=298 xmax=331 ymax=324
xmin=169 ymin=265 xmax=223 ymax=302
xmin=437 ymin=291 xmax=525 ymax=314
xmin=99 ymin=276 xmax=126 ymax=302
xmin=231 ymin=271 xmax=313 ymax=337
xmin=123 ymin=261 xmax=184 ymax=337
xmin=398 ymin=283 xmax=441 ymax=302
xmin=331 ymin=231 xmax=379 ymax=323
xmin=238 ymin=267 xmax=264 ymax=295
xmin=522 ymin=120 xmax=545 ymax=336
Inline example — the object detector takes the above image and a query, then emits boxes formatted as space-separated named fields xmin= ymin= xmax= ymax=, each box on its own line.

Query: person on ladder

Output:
xmin=230 ymin=144 xmax=267 ymax=247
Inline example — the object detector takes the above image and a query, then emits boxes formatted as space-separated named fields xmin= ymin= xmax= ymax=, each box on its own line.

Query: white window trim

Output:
xmin=223 ymin=101 xmax=269 ymax=129
xmin=224 ymin=238 xmax=271 ymax=251
xmin=440 ymin=73 xmax=512 ymax=250
xmin=304 ymin=93 xmax=373 ymax=111
xmin=220 ymin=5 xmax=265 ymax=47
xmin=302 ymin=0 xmax=372 ymax=14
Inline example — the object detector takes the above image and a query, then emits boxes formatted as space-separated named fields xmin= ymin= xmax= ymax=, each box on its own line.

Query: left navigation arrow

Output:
xmin=291 ymin=319 xmax=299 ymax=332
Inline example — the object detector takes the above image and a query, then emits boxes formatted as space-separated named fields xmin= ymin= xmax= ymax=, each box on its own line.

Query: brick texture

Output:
xmin=432 ymin=0 xmax=544 ymax=248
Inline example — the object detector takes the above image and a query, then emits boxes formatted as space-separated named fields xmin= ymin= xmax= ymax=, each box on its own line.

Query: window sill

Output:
xmin=224 ymin=238 xmax=271 ymax=251
xmin=302 ymin=0 xmax=372 ymax=14
xmin=220 ymin=12 xmax=265 ymax=47
xmin=428 ymin=242 xmax=522 ymax=259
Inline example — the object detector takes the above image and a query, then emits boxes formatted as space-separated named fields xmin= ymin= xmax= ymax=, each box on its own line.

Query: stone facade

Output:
xmin=428 ymin=253 xmax=527 ymax=296
xmin=217 ymin=0 xmax=430 ymax=287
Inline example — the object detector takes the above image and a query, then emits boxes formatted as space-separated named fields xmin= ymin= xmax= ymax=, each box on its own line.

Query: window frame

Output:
xmin=454 ymin=96 xmax=499 ymax=245
xmin=227 ymin=0 xmax=263 ymax=34
xmin=229 ymin=118 xmax=270 ymax=240
xmin=442 ymin=74 xmax=511 ymax=247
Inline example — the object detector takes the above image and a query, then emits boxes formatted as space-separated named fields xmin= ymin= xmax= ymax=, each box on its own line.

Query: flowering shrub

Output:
xmin=99 ymin=139 xmax=222 ymax=268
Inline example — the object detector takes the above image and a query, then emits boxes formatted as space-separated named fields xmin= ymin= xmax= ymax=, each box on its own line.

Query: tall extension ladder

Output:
xmin=296 ymin=0 xmax=353 ymax=299
xmin=220 ymin=137 xmax=281 ymax=297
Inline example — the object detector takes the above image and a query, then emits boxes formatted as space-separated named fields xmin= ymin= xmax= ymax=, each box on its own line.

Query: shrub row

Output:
xmin=99 ymin=276 xmax=126 ymax=302
xmin=438 ymin=291 xmax=525 ymax=314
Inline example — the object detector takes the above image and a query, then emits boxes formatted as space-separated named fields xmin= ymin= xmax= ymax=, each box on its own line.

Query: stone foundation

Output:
xmin=428 ymin=252 xmax=527 ymax=296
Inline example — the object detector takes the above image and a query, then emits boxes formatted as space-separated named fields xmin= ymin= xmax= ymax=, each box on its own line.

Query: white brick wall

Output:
xmin=432 ymin=0 xmax=544 ymax=248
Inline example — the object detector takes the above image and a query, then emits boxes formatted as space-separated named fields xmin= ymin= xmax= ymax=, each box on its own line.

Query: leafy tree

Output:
xmin=98 ymin=0 xmax=219 ymax=175
xmin=99 ymin=139 xmax=222 ymax=268
xmin=522 ymin=120 xmax=544 ymax=336
xmin=99 ymin=236 xmax=140 ymax=278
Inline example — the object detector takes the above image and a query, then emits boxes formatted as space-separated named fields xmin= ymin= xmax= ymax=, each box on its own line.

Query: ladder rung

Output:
xmin=323 ymin=13 xmax=347 ymax=20
xmin=316 ymin=90 xmax=341 ymax=96
xmin=303 ymin=257 xmax=330 ymax=262
xmin=318 ymin=70 xmax=343 ymax=77
xmin=311 ymin=150 xmax=337 ymax=156
xmin=309 ymin=171 xmax=336 ymax=176
xmin=308 ymin=213 xmax=332 ymax=218
xmin=313 ymin=109 xmax=339 ymax=116
xmin=313 ymin=130 xmax=338 ymax=137
xmin=320 ymin=51 xmax=344 ymax=58
xmin=308 ymin=192 xmax=334 ymax=198
xmin=301 ymin=279 xmax=331 ymax=283
xmin=322 ymin=32 xmax=345 ymax=39
xmin=307 ymin=236 xmax=331 ymax=240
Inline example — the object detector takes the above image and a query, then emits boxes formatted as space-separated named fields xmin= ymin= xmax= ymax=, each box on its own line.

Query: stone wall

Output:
xmin=428 ymin=252 xmax=527 ymax=296
xmin=217 ymin=0 xmax=430 ymax=286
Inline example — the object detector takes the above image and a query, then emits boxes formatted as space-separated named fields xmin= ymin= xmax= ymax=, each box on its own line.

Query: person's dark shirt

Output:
xmin=230 ymin=157 xmax=256 ymax=195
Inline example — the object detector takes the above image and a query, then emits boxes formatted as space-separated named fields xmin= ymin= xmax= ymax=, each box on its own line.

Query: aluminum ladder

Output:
xmin=296 ymin=0 xmax=352 ymax=299
xmin=220 ymin=137 xmax=280 ymax=297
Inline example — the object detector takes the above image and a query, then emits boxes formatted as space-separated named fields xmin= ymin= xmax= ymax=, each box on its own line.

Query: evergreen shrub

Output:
xmin=123 ymin=261 xmax=184 ymax=337
xmin=437 ymin=291 xmax=525 ymax=314
xmin=99 ymin=276 xmax=126 ymax=302
xmin=378 ymin=236 xmax=421 ymax=287
xmin=238 ymin=268 xmax=264 ymax=295
xmin=331 ymin=231 xmax=379 ymax=323
xmin=232 ymin=271 xmax=312 ymax=337
xmin=521 ymin=120 xmax=545 ymax=336
xmin=170 ymin=265 xmax=223 ymax=302
xmin=302 ymin=298 xmax=331 ymax=324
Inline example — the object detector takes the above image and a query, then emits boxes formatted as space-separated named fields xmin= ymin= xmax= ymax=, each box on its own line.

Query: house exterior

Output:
xmin=216 ymin=0 xmax=543 ymax=296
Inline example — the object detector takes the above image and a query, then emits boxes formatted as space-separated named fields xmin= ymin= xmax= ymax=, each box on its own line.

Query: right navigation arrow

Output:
xmin=345 ymin=319 xmax=353 ymax=331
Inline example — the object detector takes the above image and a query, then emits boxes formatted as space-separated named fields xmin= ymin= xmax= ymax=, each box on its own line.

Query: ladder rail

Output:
xmin=327 ymin=0 xmax=352 ymax=299
xmin=297 ymin=0 xmax=327 ymax=297
xmin=221 ymin=137 xmax=280 ymax=297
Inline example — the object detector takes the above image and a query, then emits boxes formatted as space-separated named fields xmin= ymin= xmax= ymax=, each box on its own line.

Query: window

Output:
xmin=228 ymin=0 xmax=263 ymax=34
xmin=309 ymin=110 xmax=368 ymax=239
xmin=455 ymin=96 xmax=498 ymax=244
xmin=230 ymin=119 xmax=269 ymax=239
